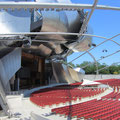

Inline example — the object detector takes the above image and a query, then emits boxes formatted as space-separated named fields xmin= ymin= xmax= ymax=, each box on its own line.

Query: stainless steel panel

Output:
xmin=0 ymin=48 xmax=21 ymax=91
xmin=68 ymin=67 xmax=84 ymax=82
xmin=32 ymin=0 xmax=92 ymax=54
xmin=34 ymin=0 xmax=82 ymax=40
xmin=52 ymin=62 xmax=84 ymax=84
xmin=0 ymin=10 xmax=30 ymax=34
xmin=0 ymin=0 xmax=92 ymax=57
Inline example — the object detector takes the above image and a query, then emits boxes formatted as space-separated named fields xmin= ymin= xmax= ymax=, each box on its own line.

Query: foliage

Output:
xmin=113 ymin=71 xmax=118 ymax=74
xmin=75 ymin=61 xmax=120 ymax=74
xmin=62 ymin=60 xmax=120 ymax=74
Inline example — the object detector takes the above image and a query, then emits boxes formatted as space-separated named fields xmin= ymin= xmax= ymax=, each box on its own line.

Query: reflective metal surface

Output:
xmin=52 ymin=62 xmax=84 ymax=83
xmin=0 ymin=0 xmax=92 ymax=57
xmin=0 ymin=1 xmax=30 ymax=34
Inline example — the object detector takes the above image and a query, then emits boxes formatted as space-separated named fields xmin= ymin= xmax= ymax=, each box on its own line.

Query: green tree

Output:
xmin=98 ymin=63 xmax=110 ymax=74
xmin=109 ymin=65 xmax=119 ymax=74
xmin=77 ymin=61 xmax=97 ymax=74
xmin=62 ymin=61 xmax=120 ymax=74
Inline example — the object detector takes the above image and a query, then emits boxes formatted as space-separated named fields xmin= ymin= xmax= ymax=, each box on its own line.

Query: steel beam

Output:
xmin=0 ymin=32 xmax=108 ymax=38
xmin=0 ymin=2 xmax=119 ymax=11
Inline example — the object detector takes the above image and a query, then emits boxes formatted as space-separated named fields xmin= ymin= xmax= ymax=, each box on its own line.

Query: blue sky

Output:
xmin=67 ymin=0 xmax=120 ymax=65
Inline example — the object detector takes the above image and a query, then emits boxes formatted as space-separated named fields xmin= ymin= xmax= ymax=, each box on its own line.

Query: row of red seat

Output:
xmin=30 ymin=85 xmax=105 ymax=107
xmin=96 ymin=79 xmax=120 ymax=87
xmin=52 ymin=99 xmax=120 ymax=119
xmin=102 ymin=91 xmax=120 ymax=99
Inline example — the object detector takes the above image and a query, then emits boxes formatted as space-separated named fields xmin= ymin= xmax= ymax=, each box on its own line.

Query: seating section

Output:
xmin=102 ymin=91 xmax=120 ymax=100
xmin=52 ymin=99 xmax=120 ymax=120
xmin=51 ymin=79 xmax=120 ymax=119
xmin=30 ymin=84 xmax=105 ymax=107
xmin=30 ymin=79 xmax=120 ymax=119
xmin=96 ymin=79 xmax=120 ymax=88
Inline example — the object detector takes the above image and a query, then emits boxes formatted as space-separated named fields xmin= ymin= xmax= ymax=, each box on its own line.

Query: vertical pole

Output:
xmin=17 ymin=77 xmax=20 ymax=91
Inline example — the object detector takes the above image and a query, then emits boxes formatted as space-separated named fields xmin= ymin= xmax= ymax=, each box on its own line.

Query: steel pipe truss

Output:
xmin=0 ymin=2 xmax=120 ymax=11
xmin=69 ymin=34 xmax=120 ymax=74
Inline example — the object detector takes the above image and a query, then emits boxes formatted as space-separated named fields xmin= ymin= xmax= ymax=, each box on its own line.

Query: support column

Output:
xmin=38 ymin=58 xmax=45 ymax=85
xmin=10 ymin=75 xmax=15 ymax=91
xmin=14 ymin=77 xmax=20 ymax=91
